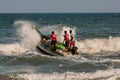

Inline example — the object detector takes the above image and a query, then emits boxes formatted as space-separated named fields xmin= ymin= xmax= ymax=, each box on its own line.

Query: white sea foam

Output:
xmin=76 ymin=36 xmax=120 ymax=53
xmin=1 ymin=23 xmax=120 ymax=55
xmin=40 ymin=25 xmax=76 ymax=43
xmin=0 ymin=20 xmax=40 ymax=55
xmin=0 ymin=43 xmax=28 ymax=55
xmin=15 ymin=69 xmax=120 ymax=80
xmin=40 ymin=25 xmax=120 ymax=53
xmin=14 ymin=20 xmax=40 ymax=50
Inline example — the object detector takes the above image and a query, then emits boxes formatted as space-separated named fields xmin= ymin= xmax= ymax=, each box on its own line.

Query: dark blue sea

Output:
xmin=0 ymin=13 xmax=120 ymax=80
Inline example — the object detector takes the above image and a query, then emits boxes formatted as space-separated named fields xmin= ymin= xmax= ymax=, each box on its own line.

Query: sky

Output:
xmin=0 ymin=0 xmax=120 ymax=13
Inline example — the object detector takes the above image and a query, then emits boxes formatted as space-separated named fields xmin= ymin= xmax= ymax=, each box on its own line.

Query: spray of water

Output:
xmin=40 ymin=25 xmax=120 ymax=53
xmin=0 ymin=20 xmax=40 ymax=55
xmin=76 ymin=36 xmax=120 ymax=53
xmin=40 ymin=25 xmax=76 ymax=43
xmin=14 ymin=20 xmax=40 ymax=50
xmin=1 ymin=23 xmax=120 ymax=55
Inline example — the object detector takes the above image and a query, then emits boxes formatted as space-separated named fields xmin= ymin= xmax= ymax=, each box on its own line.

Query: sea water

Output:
xmin=0 ymin=13 xmax=120 ymax=80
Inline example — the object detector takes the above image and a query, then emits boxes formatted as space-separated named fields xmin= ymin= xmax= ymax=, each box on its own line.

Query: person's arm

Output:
xmin=63 ymin=35 xmax=65 ymax=43
xmin=70 ymin=35 xmax=73 ymax=41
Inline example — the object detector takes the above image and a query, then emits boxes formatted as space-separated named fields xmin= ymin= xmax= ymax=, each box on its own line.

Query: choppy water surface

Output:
xmin=0 ymin=13 xmax=120 ymax=80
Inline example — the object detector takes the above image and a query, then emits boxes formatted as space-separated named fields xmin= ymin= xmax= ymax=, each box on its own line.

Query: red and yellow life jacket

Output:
xmin=51 ymin=34 xmax=57 ymax=41
xmin=65 ymin=34 xmax=69 ymax=41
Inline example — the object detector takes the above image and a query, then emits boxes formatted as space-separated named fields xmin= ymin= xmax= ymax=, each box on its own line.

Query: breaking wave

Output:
xmin=0 ymin=20 xmax=40 ymax=55
xmin=0 ymin=22 xmax=120 ymax=55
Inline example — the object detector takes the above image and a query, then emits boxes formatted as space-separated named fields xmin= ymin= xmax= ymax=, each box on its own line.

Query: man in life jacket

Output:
xmin=63 ymin=31 xmax=70 ymax=49
xmin=69 ymin=30 xmax=75 ymax=47
xmin=69 ymin=30 xmax=78 ymax=55
xmin=51 ymin=31 xmax=57 ymax=48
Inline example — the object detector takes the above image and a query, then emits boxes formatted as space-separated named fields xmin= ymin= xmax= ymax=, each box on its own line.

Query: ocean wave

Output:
xmin=77 ymin=36 xmax=120 ymax=53
xmin=0 ymin=20 xmax=40 ymax=55
xmin=0 ymin=22 xmax=120 ymax=55
xmin=10 ymin=69 xmax=120 ymax=80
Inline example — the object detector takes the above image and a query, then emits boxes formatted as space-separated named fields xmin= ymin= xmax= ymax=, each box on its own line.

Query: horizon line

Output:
xmin=0 ymin=12 xmax=120 ymax=14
